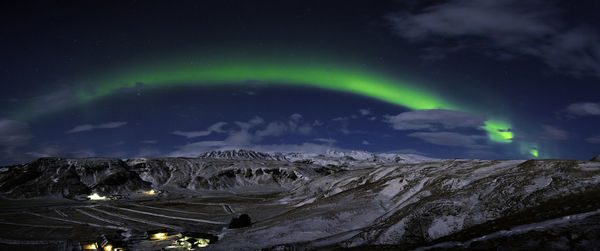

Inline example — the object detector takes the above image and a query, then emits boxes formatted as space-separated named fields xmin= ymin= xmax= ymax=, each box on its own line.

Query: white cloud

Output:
xmin=314 ymin=138 xmax=337 ymax=145
xmin=172 ymin=121 xmax=228 ymax=138
xmin=384 ymin=109 xmax=484 ymax=130
xmin=586 ymin=135 xmax=600 ymax=144
xmin=225 ymin=130 xmax=255 ymax=146
xmin=26 ymin=145 xmax=96 ymax=159
xmin=362 ymin=140 xmax=372 ymax=145
xmin=565 ymin=102 xmax=600 ymax=116
xmin=67 ymin=121 xmax=127 ymax=133
xmin=540 ymin=125 xmax=569 ymax=140
xmin=169 ymin=140 xmax=228 ymax=157
xmin=408 ymin=131 xmax=486 ymax=147
xmin=256 ymin=122 xmax=287 ymax=137
xmin=169 ymin=140 xmax=345 ymax=157
xmin=134 ymin=148 xmax=163 ymax=157
xmin=313 ymin=120 xmax=324 ymax=126
xmin=25 ymin=145 xmax=62 ymax=158
xmin=358 ymin=109 xmax=371 ymax=116
xmin=172 ymin=130 xmax=211 ymax=138
xmin=243 ymin=143 xmax=344 ymax=154
xmin=0 ymin=119 xmax=33 ymax=148
xmin=235 ymin=116 xmax=264 ymax=130
xmin=255 ymin=114 xmax=313 ymax=138
xmin=289 ymin=113 xmax=303 ymax=121
xmin=386 ymin=0 xmax=600 ymax=77
xmin=207 ymin=121 xmax=228 ymax=133
xmin=169 ymin=114 xmax=317 ymax=156
xmin=140 ymin=140 xmax=157 ymax=144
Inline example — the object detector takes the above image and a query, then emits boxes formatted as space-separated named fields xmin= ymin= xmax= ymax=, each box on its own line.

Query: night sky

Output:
xmin=1 ymin=0 xmax=600 ymax=164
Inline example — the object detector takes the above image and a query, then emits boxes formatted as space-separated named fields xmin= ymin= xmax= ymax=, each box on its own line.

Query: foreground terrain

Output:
xmin=1 ymin=150 xmax=599 ymax=250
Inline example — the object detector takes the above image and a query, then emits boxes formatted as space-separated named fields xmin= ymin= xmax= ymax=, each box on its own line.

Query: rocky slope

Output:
xmin=1 ymin=150 xmax=599 ymax=250
xmin=0 ymin=150 xmax=431 ymax=199
xmin=0 ymin=157 xmax=150 ymax=199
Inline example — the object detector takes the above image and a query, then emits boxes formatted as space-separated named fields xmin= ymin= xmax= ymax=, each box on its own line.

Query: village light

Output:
xmin=152 ymin=232 xmax=167 ymax=240
xmin=103 ymin=244 xmax=112 ymax=251
xmin=196 ymin=238 xmax=210 ymax=248
xmin=87 ymin=193 xmax=107 ymax=200
xmin=82 ymin=243 xmax=98 ymax=250
xmin=144 ymin=189 xmax=156 ymax=195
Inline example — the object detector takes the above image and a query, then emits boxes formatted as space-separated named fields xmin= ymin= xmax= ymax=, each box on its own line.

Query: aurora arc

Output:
xmin=16 ymin=56 xmax=516 ymax=145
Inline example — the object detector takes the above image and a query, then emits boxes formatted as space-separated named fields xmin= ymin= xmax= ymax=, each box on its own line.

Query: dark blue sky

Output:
xmin=1 ymin=0 xmax=600 ymax=164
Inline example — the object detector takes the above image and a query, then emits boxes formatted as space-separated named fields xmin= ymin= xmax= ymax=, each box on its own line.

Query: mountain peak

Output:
xmin=197 ymin=149 xmax=281 ymax=160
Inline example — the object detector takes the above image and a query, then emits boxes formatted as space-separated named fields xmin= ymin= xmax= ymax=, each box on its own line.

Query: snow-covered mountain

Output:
xmin=0 ymin=150 xmax=437 ymax=199
xmin=197 ymin=149 xmax=284 ymax=161
xmin=1 ymin=150 xmax=599 ymax=250
xmin=0 ymin=157 xmax=150 ymax=199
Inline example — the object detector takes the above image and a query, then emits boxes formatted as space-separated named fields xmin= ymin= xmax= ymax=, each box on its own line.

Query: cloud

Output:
xmin=140 ymin=140 xmax=157 ymax=144
xmin=384 ymin=148 xmax=428 ymax=156
xmin=169 ymin=140 xmax=343 ymax=157
xmin=241 ymin=143 xmax=343 ymax=154
xmin=28 ymin=88 xmax=77 ymax=116
xmin=540 ymin=125 xmax=569 ymax=140
xmin=235 ymin=116 xmax=264 ymax=131
xmin=26 ymin=145 xmax=96 ymax=159
xmin=386 ymin=0 xmax=600 ymax=77
xmin=170 ymin=114 xmax=315 ymax=156
xmin=586 ymin=135 xmax=600 ymax=144
xmin=314 ymin=138 xmax=337 ymax=145
xmin=362 ymin=140 xmax=372 ymax=145
xmin=565 ymin=102 xmax=600 ymax=116
xmin=358 ymin=109 xmax=371 ymax=116
xmin=256 ymin=122 xmax=287 ymax=137
xmin=169 ymin=114 xmax=323 ymax=156
xmin=172 ymin=121 xmax=228 ymax=138
xmin=332 ymin=116 xmax=354 ymax=134
xmin=25 ymin=145 xmax=63 ymax=158
xmin=384 ymin=109 xmax=484 ymax=130
xmin=408 ymin=131 xmax=486 ymax=147
xmin=169 ymin=140 xmax=228 ymax=157
xmin=0 ymin=119 xmax=33 ymax=149
xmin=256 ymin=114 xmax=313 ymax=137
xmin=67 ymin=121 xmax=127 ymax=133
xmin=134 ymin=148 xmax=163 ymax=157
xmin=0 ymin=119 xmax=33 ymax=163
xmin=225 ymin=130 xmax=255 ymax=146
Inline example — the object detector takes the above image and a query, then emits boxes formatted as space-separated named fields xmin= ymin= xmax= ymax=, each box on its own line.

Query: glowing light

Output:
xmin=144 ymin=190 xmax=157 ymax=195
xmin=82 ymin=243 xmax=98 ymax=250
xmin=103 ymin=244 xmax=112 ymax=251
xmin=87 ymin=193 xmax=107 ymax=200
xmin=73 ymin=61 xmax=453 ymax=111
xmin=196 ymin=238 xmax=210 ymax=248
xmin=530 ymin=149 xmax=539 ymax=157
xmin=174 ymin=235 xmax=213 ymax=249
xmin=482 ymin=120 xmax=513 ymax=143
xmin=151 ymin=232 xmax=167 ymax=240
xmin=64 ymin=59 xmax=515 ymax=143
xmin=12 ymin=52 xmax=527 ymax=146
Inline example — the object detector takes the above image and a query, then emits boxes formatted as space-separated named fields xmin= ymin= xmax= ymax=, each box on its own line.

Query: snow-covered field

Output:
xmin=1 ymin=150 xmax=599 ymax=250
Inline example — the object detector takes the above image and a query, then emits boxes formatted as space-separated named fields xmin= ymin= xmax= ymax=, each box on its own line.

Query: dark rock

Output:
xmin=228 ymin=213 xmax=252 ymax=228
xmin=591 ymin=155 xmax=600 ymax=162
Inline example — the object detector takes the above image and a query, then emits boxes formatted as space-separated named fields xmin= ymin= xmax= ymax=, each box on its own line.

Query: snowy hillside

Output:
xmin=0 ymin=150 xmax=599 ymax=250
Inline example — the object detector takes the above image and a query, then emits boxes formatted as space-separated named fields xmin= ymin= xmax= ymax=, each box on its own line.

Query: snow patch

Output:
xmin=428 ymin=215 xmax=465 ymax=239
xmin=525 ymin=176 xmax=552 ymax=194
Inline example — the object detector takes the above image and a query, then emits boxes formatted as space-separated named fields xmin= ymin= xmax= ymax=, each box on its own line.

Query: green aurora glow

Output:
xmin=13 ymin=54 xmax=537 ymax=156
xmin=530 ymin=149 xmax=539 ymax=158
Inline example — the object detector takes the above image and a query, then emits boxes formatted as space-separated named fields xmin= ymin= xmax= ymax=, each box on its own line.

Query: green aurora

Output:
xmin=13 ymin=53 xmax=536 ymax=156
